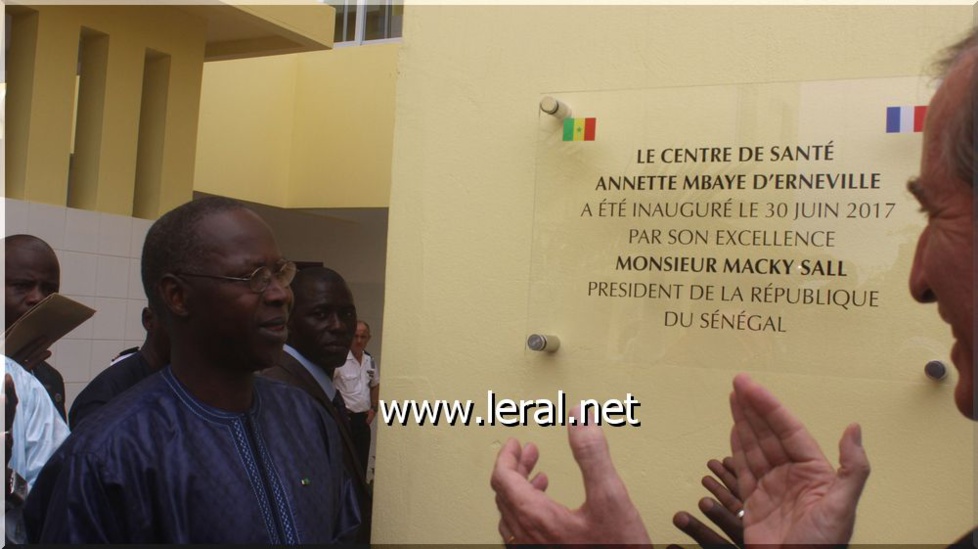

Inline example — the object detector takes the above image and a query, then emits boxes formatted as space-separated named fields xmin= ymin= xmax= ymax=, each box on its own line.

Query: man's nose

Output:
xmin=909 ymin=229 xmax=936 ymax=303
xmin=24 ymin=285 xmax=46 ymax=307
xmin=326 ymin=313 xmax=348 ymax=331
xmin=262 ymin=274 xmax=292 ymax=306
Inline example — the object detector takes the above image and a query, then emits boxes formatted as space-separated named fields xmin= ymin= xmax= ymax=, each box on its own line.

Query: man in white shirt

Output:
xmin=5 ymin=356 xmax=70 ymax=544
xmin=5 ymin=357 xmax=69 ymax=489
xmin=333 ymin=321 xmax=379 ymax=475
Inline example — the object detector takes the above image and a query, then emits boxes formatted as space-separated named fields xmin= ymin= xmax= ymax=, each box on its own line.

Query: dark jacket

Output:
xmin=260 ymin=353 xmax=373 ymax=543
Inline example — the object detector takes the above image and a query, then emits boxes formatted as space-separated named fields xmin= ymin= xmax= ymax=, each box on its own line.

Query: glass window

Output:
xmin=328 ymin=0 xmax=358 ymax=44
xmin=325 ymin=0 xmax=401 ymax=46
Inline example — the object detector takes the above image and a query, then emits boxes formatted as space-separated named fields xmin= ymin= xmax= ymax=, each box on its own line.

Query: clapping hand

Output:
xmin=729 ymin=374 xmax=870 ymax=547
xmin=669 ymin=457 xmax=744 ymax=549
xmin=490 ymin=406 xmax=652 ymax=546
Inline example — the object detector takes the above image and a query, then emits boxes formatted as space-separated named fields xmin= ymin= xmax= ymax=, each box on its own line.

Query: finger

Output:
xmin=832 ymin=423 xmax=871 ymax=513
xmin=497 ymin=516 xmax=517 ymax=546
xmin=498 ymin=518 xmax=510 ymax=539
xmin=491 ymin=439 xmax=555 ymax=544
xmin=729 ymin=388 xmax=766 ymax=492
xmin=707 ymin=458 xmax=741 ymax=500
xmin=728 ymin=424 xmax=753 ymax=503
xmin=721 ymin=457 xmax=736 ymax=475
xmin=4 ymin=375 xmax=17 ymax=430
xmin=702 ymin=475 xmax=741 ymax=513
xmin=672 ymin=510 xmax=735 ymax=548
xmin=491 ymin=439 xmax=533 ymax=509
xmin=517 ymin=442 xmax=540 ymax=478
xmin=734 ymin=374 xmax=827 ymax=465
xmin=495 ymin=491 xmax=527 ymax=544
xmin=567 ymin=405 xmax=622 ymax=502
xmin=5 ymin=373 xmax=17 ymax=406
xmin=491 ymin=439 xmax=524 ymax=486
xmin=529 ymin=472 xmax=549 ymax=492
xmin=699 ymin=497 xmax=744 ymax=546
xmin=720 ymin=457 xmax=741 ymax=498
xmin=734 ymin=377 xmax=790 ymax=470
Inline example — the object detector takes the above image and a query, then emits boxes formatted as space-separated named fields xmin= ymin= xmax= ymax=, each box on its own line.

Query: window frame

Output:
xmin=328 ymin=0 xmax=402 ymax=48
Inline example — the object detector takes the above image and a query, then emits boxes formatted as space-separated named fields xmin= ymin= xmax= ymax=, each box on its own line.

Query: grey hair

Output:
xmin=934 ymin=28 xmax=978 ymax=186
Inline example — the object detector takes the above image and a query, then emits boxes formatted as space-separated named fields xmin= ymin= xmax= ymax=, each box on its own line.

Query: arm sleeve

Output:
xmin=315 ymin=406 xmax=361 ymax=543
xmin=6 ymin=357 xmax=70 ymax=488
xmin=25 ymin=450 xmax=127 ymax=543
xmin=367 ymin=357 xmax=380 ymax=388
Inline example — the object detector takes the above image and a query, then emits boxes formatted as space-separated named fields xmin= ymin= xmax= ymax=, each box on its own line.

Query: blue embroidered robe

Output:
xmin=24 ymin=368 xmax=360 ymax=543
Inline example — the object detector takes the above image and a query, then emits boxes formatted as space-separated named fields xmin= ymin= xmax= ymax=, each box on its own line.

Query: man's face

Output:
xmin=908 ymin=53 xmax=976 ymax=418
xmin=289 ymin=278 xmax=357 ymax=369
xmin=5 ymin=242 xmax=60 ymax=329
xmin=352 ymin=322 xmax=371 ymax=354
xmin=185 ymin=209 xmax=293 ymax=373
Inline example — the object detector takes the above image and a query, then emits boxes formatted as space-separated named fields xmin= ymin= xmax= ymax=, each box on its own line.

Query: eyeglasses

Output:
xmin=178 ymin=261 xmax=297 ymax=294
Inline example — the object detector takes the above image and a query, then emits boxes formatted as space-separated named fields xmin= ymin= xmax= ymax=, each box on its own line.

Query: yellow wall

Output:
xmin=375 ymin=6 xmax=974 ymax=545
xmin=5 ymin=6 xmax=206 ymax=217
xmin=195 ymin=55 xmax=299 ymax=208
xmin=289 ymin=44 xmax=397 ymax=208
xmin=194 ymin=43 xmax=398 ymax=208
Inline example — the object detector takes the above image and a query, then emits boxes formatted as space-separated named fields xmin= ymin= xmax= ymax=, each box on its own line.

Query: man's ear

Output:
xmin=159 ymin=274 xmax=191 ymax=319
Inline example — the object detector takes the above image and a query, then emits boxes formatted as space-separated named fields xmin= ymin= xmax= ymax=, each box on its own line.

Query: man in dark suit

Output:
xmin=260 ymin=266 xmax=373 ymax=543
xmin=68 ymin=307 xmax=170 ymax=429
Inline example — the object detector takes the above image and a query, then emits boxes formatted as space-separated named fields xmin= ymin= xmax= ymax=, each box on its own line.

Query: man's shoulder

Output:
xmin=68 ymin=353 xmax=155 ymax=428
xmin=255 ymin=374 xmax=325 ymax=411
xmin=254 ymin=376 xmax=336 ymax=433
xmin=79 ymin=352 xmax=151 ymax=397
xmin=64 ymin=373 xmax=173 ymax=450
xmin=5 ymin=358 xmax=48 ymax=400
xmin=31 ymin=360 xmax=65 ymax=385
xmin=260 ymin=352 xmax=303 ymax=381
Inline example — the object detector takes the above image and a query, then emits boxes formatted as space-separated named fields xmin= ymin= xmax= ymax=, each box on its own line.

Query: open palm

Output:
xmin=730 ymin=374 xmax=870 ymax=547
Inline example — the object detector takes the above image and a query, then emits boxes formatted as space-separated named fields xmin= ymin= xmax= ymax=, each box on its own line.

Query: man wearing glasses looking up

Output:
xmin=24 ymin=197 xmax=359 ymax=543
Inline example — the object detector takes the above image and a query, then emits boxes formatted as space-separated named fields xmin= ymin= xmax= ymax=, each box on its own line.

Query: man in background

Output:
xmin=4 ymin=235 xmax=67 ymax=419
xmin=4 ymin=357 xmax=70 ymax=544
xmin=334 ymin=319 xmax=380 ymax=476
xmin=262 ymin=266 xmax=373 ymax=542
xmin=68 ymin=307 xmax=170 ymax=428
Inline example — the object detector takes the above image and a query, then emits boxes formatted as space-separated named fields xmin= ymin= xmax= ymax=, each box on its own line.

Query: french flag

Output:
xmin=886 ymin=105 xmax=927 ymax=133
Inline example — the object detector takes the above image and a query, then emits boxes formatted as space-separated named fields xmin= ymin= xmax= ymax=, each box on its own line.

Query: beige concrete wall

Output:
xmin=194 ymin=43 xmax=398 ymax=209
xmin=375 ymin=5 xmax=974 ymax=545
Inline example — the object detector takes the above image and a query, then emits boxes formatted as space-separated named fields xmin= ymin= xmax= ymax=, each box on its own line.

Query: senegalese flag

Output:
xmin=886 ymin=105 xmax=926 ymax=133
xmin=563 ymin=117 xmax=596 ymax=141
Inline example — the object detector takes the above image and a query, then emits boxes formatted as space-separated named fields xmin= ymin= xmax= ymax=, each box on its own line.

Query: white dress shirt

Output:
xmin=5 ymin=356 xmax=70 ymax=488
xmin=332 ymin=351 xmax=378 ymax=413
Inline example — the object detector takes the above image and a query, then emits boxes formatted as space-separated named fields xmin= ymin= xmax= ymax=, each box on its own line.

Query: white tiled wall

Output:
xmin=4 ymin=198 xmax=153 ymax=411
